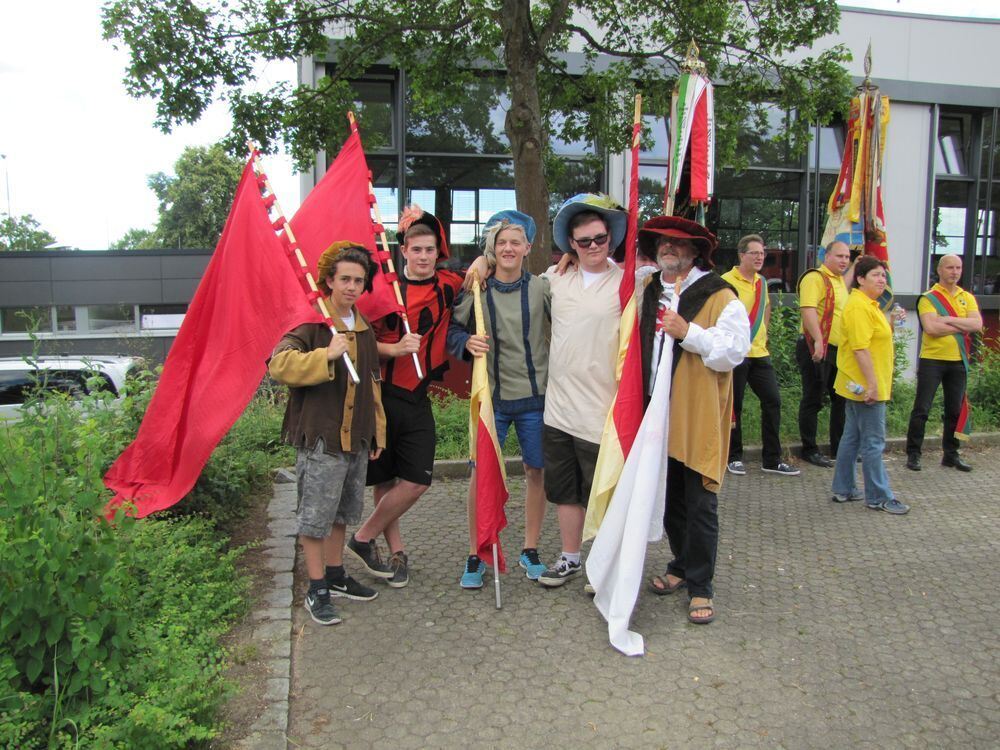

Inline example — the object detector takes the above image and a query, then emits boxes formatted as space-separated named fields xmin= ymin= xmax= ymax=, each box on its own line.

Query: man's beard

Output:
xmin=658 ymin=254 xmax=693 ymax=276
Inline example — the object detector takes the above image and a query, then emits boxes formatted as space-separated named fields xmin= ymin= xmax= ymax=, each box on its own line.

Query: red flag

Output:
xmin=104 ymin=160 xmax=319 ymax=517
xmin=290 ymin=130 xmax=400 ymax=321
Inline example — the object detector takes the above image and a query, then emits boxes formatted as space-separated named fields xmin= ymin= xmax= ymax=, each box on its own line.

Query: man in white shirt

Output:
xmin=537 ymin=194 xmax=628 ymax=587
xmin=639 ymin=216 xmax=750 ymax=624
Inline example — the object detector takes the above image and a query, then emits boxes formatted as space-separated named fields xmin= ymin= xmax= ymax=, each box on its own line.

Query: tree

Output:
xmin=0 ymin=213 xmax=57 ymax=252
xmin=104 ymin=0 xmax=851 ymax=272
xmin=109 ymin=227 xmax=157 ymax=250
xmin=144 ymin=144 xmax=244 ymax=249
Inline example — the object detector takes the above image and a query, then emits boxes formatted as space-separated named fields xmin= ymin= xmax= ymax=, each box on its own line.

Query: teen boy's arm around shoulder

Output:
xmin=268 ymin=326 xmax=349 ymax=386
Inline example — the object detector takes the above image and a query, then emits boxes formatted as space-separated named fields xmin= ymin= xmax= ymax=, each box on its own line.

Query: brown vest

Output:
xmin=640 ymin=272 xmax=736 ymax=492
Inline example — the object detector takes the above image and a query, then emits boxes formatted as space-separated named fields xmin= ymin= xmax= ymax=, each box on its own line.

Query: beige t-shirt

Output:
xmin=543 ymin=261 xmax=623 ymax=444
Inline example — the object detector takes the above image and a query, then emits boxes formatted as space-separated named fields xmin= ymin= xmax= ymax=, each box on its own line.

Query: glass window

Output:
xmin=809 ymin=122 xmax=845 ymax=170
xmin=407 ymin=77 xmax=510 ymax=155
xmin=547 ymin=160 xmax=602 ymax=224
xmin=350 ymin=79 xmax=395 ymax=151
xmin=736 ymin=104 xmax=798 ymax=169
xmin=936 ymin=114 xmax=972 ymax=176
xmin=140 ymin=304 xmax=187 ymax=330
xmin=708 ymin=170 xmax=801 ymax=291
xmin=547 ymin=111 xmax=594 ymax=157
xmin=1 ymin=306 xmax=50 ymax=334
xmin=55 ymin=306 xmax=77 ymax=332
xmin=638 ymin=164 xmax=667 ymax=223
xmin=86 ymin=305 xmax=136 ymax=333
xmin=639 ymin=115 xmax=670 ymax=160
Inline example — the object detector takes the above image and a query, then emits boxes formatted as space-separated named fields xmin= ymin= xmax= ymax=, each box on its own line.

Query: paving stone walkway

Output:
xmin=269 ymin=446 xmax=998 ymax=748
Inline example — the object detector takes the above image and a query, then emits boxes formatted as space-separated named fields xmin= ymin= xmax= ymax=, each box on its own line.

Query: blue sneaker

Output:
xmin=460 ymin=556 xmax=485 ymax=589
xmin=878 ymin=498 xmax=911 ymax=515
xmin=518 ymin=549 xmax=546 ymax=580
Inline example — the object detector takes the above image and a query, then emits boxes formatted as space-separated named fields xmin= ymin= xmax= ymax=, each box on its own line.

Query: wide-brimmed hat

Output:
xmin=638 ymin=215 xmax=717 ymax=263
xmin=396 ymin=205 xmax=450 ymax=260
xmin=484 ymin=209 xmax=536 ymax=243
xmin=551 ymin=193 xmax=628 ymax=254
xmin=316 ymin=241 xmax=375 ymax=294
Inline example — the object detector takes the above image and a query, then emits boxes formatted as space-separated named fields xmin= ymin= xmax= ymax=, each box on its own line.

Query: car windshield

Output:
xmin=0 ymin=368 xmax=114 ymax=406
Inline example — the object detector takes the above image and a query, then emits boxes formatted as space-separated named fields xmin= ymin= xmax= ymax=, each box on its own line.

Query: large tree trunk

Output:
xmin=502 ymin=0 xmax=552 ymax=275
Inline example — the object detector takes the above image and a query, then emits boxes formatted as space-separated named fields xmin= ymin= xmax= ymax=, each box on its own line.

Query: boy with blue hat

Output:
xmin=448 ymin=210 xmax=552 ymax=587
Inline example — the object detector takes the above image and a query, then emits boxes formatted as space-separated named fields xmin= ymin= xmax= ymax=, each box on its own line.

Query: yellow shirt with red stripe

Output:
xmin=798 ymin=264 xmax=848 ymax=347
xmin=721 ymin=267 xmax=769 ymax=358
xmin=835 ymin=289 xmax=893 ymax=402
xmin=917 ymin=283 xmax=979 ymax=362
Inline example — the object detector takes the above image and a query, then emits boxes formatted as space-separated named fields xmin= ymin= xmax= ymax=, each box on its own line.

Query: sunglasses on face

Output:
xmin=571 ymin=233 xmax=610 ymax=248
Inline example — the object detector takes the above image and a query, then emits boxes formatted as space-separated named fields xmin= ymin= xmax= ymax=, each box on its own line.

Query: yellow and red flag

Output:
xmin=583 ymin=96 xmax=644 ymax=540
xmin=469 ymin=275 xmax=510 ymax=571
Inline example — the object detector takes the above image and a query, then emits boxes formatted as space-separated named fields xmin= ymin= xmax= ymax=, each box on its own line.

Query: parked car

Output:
xmin=0 ymin=355 xmax=142 ymax=422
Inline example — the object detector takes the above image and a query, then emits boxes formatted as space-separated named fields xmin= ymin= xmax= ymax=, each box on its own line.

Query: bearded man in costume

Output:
xmin=640 ymin=216 xmax=750 ymax=624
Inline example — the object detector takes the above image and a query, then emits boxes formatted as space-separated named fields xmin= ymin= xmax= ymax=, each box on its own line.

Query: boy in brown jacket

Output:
xmin=269 ymin=243 xmax=387 ymax=625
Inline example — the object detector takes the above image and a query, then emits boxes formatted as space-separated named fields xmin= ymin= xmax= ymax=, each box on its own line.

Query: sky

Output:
xmin=0 ymin=1 xmax=998 ymax=250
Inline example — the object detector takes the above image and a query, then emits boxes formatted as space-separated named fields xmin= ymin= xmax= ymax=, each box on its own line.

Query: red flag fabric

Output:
xmin=104 ymin=160 xmax=319 ymax=517
xmin=290 ymin=130 xmax=400 ymax=321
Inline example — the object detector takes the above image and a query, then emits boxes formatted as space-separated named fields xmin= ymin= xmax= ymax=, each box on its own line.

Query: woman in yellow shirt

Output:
xmin=830 ymin=256 xmax=910 ymax=515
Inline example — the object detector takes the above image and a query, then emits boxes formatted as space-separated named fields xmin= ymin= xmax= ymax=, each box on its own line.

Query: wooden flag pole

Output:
xmin=347 ymin=112 xmax=424 ymax=381
xmin=248 ymin=142 xmax=360 ymax=384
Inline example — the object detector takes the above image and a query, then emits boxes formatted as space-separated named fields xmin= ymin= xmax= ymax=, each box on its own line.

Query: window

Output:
xmin=55 ymin=306 xmax=77 ymax=332
xmin=407 ymin=76 xmax=510 ymax=155
xmin=86 ymin=305 xmax=136 ymax=334
xmin=350 ymin=79 xmax=396 ymax=151
xmin=1 ymin=306 xmax=50 ymax=334
xmin=735 ymin=105 xmax=797 ymax=169
xmin=140 ymin=304 xmax=187 ymax=330
xmin=936 ymin=114 xmax=972 ymax=176
xmin=809 ymin=122 xmax=845 ymax=170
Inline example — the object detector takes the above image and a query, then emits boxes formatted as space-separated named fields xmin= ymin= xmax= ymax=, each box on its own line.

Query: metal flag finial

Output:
xmin=681 ymin=38 xmax=707 ymax=76
xmin=862 ymin=42 xmax=873 ymax=90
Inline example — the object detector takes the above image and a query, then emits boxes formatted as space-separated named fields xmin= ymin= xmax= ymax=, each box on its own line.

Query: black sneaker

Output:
xmin=762 ymin=462 xmax=801 ymax=476
xmin=387 ymin=551 xmax=409 ymax=589
xmin=328 ymin=575 xmax=378 ymax=601
xmin=538 ymin=557 xmax=582 ymax=587
xmin=346 ymin=534 xmax=393 ymax=578
xmin=304 ymin=588 xmax=341 ymax=625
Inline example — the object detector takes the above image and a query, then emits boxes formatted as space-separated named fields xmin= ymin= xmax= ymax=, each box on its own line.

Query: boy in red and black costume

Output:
xmin=346 ymin=207 xmax=463 ymax=588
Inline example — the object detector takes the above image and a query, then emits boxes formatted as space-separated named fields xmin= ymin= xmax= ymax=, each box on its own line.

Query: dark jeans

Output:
xmin=663 ymin=458 xmax=719 ymax=599
xmin=730 ymin=356 xmax=783 ymax=467
xmin=906 ymin=358 xmax=967 ymax=460
xmin=796 ymin=337 xmax=845 ymax=457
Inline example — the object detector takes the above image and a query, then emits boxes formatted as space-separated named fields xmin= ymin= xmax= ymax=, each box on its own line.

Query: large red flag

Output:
xmin=291 ymin=130 xmax=400 ymax=321
xmin=104 ymin=160 xmax=319 ymax=517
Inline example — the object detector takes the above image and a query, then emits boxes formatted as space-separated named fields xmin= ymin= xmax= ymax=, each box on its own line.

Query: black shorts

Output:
xmin=543 ymin=425 xmax=600 ymax=506
xmin=366 ymin=392 xmax=435 ymax=487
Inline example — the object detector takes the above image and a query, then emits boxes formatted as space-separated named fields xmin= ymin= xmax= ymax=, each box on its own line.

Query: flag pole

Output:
xmin=347 ymin=113 xmax=424 ymax=381
xmin=492 ymin=542 xmax=502 ymax=609
xmin=248 ymin=142 xmax=360 ymax=384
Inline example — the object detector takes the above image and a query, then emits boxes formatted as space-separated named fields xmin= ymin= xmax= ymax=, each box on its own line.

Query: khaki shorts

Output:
xmin=296 ymin=438 xmax=368 ymax=538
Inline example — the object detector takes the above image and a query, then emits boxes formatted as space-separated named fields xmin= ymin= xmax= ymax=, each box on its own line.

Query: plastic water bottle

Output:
xmin=890 ymin=303 xmax=906 ymax=324
xmin=846 ymin=380 xmax=865 ymax=395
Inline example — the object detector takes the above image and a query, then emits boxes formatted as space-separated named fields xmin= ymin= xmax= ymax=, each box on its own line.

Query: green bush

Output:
xmin=0 ymin=365 xmax=273 ymax=747
xmin=430 ymin=389 xmax=522 ymax=461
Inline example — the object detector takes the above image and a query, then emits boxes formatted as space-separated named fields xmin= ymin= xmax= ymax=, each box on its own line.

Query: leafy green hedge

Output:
xmin=0 ymin=367 xmax=289 ymax=748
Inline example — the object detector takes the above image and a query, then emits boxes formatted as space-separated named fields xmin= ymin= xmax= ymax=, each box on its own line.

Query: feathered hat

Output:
xmin=396 ymin=204 xmax=450 ymax=260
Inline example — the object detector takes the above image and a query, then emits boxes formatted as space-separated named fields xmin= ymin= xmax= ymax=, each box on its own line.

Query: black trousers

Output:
xmin=796 ymin=337 xmax=845 ymax=457
xmin=663 ymin=458 xmax=719 ymax=599
xmin=905 ymin=358 xmax=967 ymax=460
xmin=730 ymin=356 xmax=783 ymax=466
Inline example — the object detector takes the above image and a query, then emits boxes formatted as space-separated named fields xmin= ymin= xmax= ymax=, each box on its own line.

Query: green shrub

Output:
xmin=0 ymin=366 xmax=255 ymax=747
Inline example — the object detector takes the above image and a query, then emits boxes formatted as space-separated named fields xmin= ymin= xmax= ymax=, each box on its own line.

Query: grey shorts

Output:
xmin=296 ymin=438 xmax=368 ymax=538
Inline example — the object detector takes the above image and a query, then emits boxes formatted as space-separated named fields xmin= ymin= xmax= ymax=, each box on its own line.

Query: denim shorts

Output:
xmin=494 ymin=407 xmax=545 ymax=469
xmin=296 ymin=437 xmax=368 ymax=538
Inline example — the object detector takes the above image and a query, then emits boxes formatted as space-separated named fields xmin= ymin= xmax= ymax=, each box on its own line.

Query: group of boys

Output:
xmin=268 ymin=188 xmax=982 ymax=629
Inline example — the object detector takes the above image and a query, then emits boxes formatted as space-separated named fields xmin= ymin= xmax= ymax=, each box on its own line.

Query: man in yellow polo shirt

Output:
xmin=905 ymin=254 xmax=983 ymax=472
xmin=796 ymin=241 xmax=851 ymax=467
xmin=721 ymin=234 xmax=799 ymax=476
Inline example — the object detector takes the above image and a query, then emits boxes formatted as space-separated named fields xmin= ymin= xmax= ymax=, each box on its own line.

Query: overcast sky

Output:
xmin=0 ymin=1 xmax=997 ymax=250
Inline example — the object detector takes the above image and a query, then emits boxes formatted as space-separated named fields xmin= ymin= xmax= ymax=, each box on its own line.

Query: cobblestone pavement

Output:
xmin=285 ymin=446 xmax=999 ymax=749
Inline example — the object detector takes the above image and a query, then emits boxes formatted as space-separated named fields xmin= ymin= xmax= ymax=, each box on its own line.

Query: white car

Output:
xmin=0 ymin=355 xmax=142 ymax=422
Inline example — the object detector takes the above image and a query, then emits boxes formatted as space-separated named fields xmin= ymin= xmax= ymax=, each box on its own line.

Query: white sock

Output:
xmin=562 ymin=551 xmax=581 ymax=565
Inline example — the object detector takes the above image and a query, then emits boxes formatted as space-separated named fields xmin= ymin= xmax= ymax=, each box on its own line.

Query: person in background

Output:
xmin=721 ymin=234 xmax=799 ymax=477
xmin=905 ymin=254 xmax=982 ymax=472
xmin=830 ymin=255 xmax=909 ymax=515
xmin=796 ymin=241 xmax=851 ymax=468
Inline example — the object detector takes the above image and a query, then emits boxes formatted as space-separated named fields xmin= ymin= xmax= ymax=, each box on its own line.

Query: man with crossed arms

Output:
xmin=905 ymin=254 xmax=983 ymax=472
